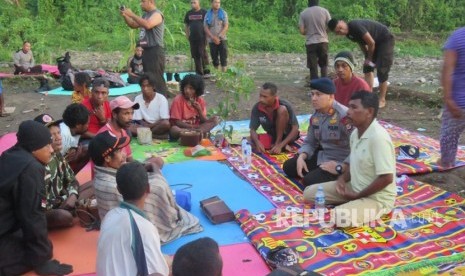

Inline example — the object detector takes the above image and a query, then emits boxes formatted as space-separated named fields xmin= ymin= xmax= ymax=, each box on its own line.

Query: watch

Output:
xmin=335 ymin=164 xmax=343 ymax=175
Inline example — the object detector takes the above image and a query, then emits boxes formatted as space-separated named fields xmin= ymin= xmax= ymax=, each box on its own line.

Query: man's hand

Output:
xmin=192 ymin=101 xmax=202 ymax=113
xmin=363 ymin=60 xmax=376 ymax=68
xmin=336 ymin=179 xmax=358 ymax=200
xmin=319 ymin=161 xmax=338 ymax=175
xmin=93 ymin=105 xmax=106 ymax=122
xmin=296 ymin=155 xmax=309 ymax=178
xmin=269 ymin=143 xmax=283 ymax=155
xmin=146 ymin=156 xmax=164 ymax=170
xmin=61 ymin=194 xmax=78 ymax=210
xmin=65 ymin=146 xmax=82 ymax=163
xmin=255 ymin=141 xmax=266 ymax=154
xmin=121 ymin=8 xmax=135 ymax=18
xmin=212 ymin=36 xmax=221 ymax=45
xmin=445 ymin=98 xmax=463 ymax=118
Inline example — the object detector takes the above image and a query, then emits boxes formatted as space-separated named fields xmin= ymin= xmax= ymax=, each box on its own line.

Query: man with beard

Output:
xmin=98 ymin=96 xmax=140 ymax=162
xmin=0 ymin=121 xmax=73 ymax=275
xmin=34 ymin=114 xmax=79 ymax=229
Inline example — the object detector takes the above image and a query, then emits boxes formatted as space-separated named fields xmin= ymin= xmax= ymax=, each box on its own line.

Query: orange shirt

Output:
xmin=169 ymin=95 xmax=206 ymax=126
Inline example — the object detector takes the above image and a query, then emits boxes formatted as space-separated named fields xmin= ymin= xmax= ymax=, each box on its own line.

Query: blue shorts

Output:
xmin=0 ymin=79 xmax=3 ymax=95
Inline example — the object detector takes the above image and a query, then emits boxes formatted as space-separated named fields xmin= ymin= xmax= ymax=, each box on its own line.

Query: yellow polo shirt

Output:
xmin=349 ymin=119 xmax=396 ymax=210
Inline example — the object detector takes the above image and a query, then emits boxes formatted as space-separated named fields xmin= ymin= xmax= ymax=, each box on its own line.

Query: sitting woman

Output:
xmin=169 ymin=74 xmax=220 ymax=140
xmin=71 ymin=72 xmax=92 ymax=104
xmin=127 ymin=45 xmax=144 ymax=84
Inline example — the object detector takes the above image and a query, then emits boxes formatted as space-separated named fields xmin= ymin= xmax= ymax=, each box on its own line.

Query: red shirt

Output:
xmin=82 ymin=99 xmax=112 ymax=134
xmin=97 ymin=123 xmax=132 ymax=160
xmin=169 ymin=95 xmax=206 ymax=126
xmin=334 ymin=76 xmax=371 ymax=106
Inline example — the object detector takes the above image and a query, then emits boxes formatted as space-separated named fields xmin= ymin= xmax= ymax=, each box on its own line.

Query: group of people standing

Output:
xmin=120 ymin=0 xmax=229 ymax=97
xmin=299 ymin=0 xmax=394 ymax=108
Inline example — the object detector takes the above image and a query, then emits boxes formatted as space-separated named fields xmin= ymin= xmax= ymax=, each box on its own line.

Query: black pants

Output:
xmin=0 ymin=232 xmax=33 ymax=276
xmin=282 ymin=152 xmax=337 ymax=187
xmin=209 ymin=40 xmax=228 ymax=67
xmin=142 ymin=45 xmax=167 ymax=93
xmin=305 ymin=42 xmax=328 ymax=80
xmin=190 ymin=39 xmax=209 ymax=75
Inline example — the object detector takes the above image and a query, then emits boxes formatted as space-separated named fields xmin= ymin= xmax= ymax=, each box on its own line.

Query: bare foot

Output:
xmin=379 ymin=99 xmax=386 ymax=108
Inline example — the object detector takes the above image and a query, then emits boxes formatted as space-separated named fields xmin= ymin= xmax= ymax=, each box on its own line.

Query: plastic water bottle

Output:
xmin=241 ymin=137 xmax=248 ymax=164
xmin=315 ymin=185 xmax=326 ymax=216
xmin=245 ymin=143 xmax=252 ymax=169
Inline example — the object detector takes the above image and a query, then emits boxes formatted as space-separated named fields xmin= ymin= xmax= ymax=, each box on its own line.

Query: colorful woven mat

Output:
xmin=130 ymin=139 xmax=226 ymax=163
xmin=235 ymin=175 xmax=465 ymax=275
xmin=380 ymin=121 xmax=465 ymax=175
xmin=223 ymin=146 xmax=304 ymax=207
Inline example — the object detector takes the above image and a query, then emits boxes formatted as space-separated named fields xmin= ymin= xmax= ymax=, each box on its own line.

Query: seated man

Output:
xmin=60 ymin=103 xmax=90 ymax=174
xmin=250 ymin=82 xmax=299 ymax=154
xmin=13 ymin=41 xmax=50 ymax=92
xmin=35 ymin=114 xmax=79 ymax=229
xmin=98 ymin=96 xmax=140 ymax=162
xmin=97 ymin=161 xmax=170 ymax=276
xmin=127 ymin=45 xmax=144 ymax=84
xmin=170 ymin=74 xmax=219 ymax=140
xmin=0 ymin=120 xmax=73 ymax=276
xmin=89 ymin=131 xmax=203 ymax=243
xmin=283 ymin=78 xmax=351 ymax=187
xmin=333 ymin=51 xmax=371 ymax=106
xmin=132 ymin=74 xmax=171 ymax=139
xmin=81 ymin=78 xmax=112 ymax=137
xmin=172 ymin=237 xmax=223 ymax=276
xmin=304 ymin=91 xmax=396 ymax=227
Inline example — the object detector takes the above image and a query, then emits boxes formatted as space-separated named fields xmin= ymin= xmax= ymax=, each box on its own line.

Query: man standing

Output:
xmin=439 ymin=27 xmax=465 ymax=168
xmin=283 ymin=78 xmax=351 ymax=187
xmin=99 ymin=96 xmax=140 ymax=162
xmin=328 ymin=19 xmax=394 ymax=108
xmin=304 ymin=91 xmax=396 ymax=227
xmin=97 ymin=161 xmax=169 ymax=276
xmin=250 ymin=82 xmax=299 ymax=154
xmin=121 ymin=0 xmax=167 ymax=94
xmin=185 ymin=0 xmax=210 ymax=77
xmin=204 ymin=0 xmax=229 ymax=72
xmin=333 ymin=51 xmax=371 ymax=106
xmin=132 ymin=74 xmax=171 ymax=139
xmin=81 ymin=78 xmax=112 ymax=137
xmin=0 ymin=121 xmax=73 ymax=275
xmin=13 ymin=41 xmax=50 ymax=92
xmin=298 ymin=0 xmax=331 ymax=80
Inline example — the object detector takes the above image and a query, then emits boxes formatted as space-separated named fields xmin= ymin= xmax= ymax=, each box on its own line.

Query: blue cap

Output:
xmin=309 ymin=77 xmax=336 ymax=94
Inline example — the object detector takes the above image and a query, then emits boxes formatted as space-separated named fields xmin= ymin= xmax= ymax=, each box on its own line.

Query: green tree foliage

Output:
xmin=0 ymin=0 xmax=464 ymax=62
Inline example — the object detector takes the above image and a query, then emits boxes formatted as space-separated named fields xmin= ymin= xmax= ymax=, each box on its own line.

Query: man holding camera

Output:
xmin=328 ymin=18 xmax=394 ymax=108
xmin=120 ymin=0 xmax=168 ymax=95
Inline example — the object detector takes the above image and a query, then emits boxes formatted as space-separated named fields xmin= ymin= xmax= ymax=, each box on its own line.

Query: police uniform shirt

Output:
xmin=298 ymin=100 xmax=352 ymax=164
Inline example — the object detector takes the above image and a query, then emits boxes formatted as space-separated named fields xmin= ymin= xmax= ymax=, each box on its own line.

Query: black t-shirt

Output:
xmin=347 ymin=20 xmax=391 ymax=45
xmin=184 ymin=8 xmax=207 ymax=41
xmin=250 ymin=99 xmax=299 ymax=141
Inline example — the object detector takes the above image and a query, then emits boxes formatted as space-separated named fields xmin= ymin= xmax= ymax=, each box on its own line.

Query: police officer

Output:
xmin=283 ymin=78 xmax=352 ymax=187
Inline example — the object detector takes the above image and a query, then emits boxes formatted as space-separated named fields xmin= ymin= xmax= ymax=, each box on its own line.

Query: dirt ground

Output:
xmin=1 ymin=52 xmax=464 ymax=197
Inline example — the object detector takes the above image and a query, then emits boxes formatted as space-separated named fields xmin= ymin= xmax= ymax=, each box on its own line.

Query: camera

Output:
xmin=119 ymin=5 xmax=125 ymax=11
